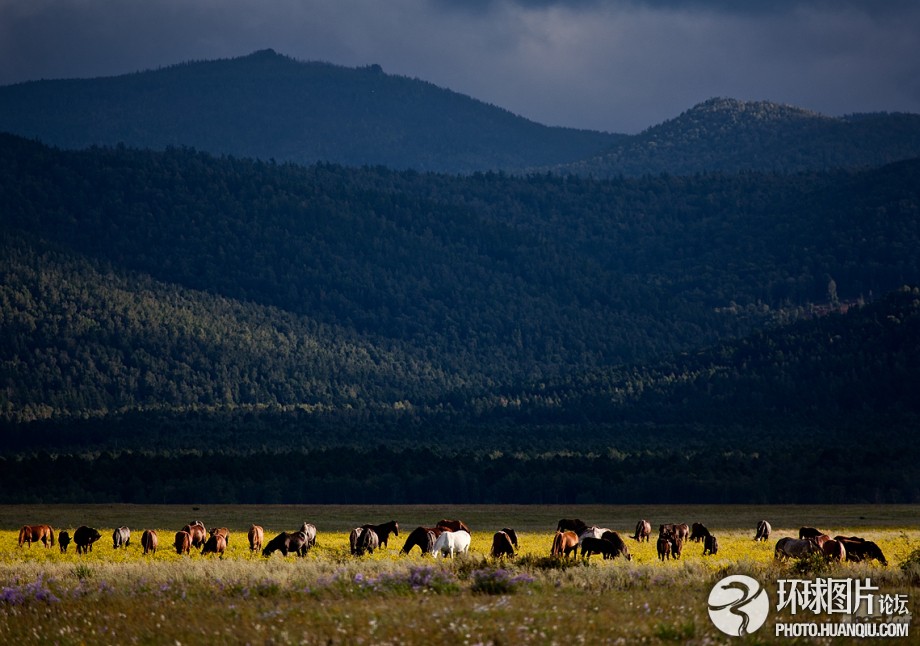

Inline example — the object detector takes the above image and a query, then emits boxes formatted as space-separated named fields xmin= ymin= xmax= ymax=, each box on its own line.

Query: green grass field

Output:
xmin=1 ymin=505 xmax=917 ymax=644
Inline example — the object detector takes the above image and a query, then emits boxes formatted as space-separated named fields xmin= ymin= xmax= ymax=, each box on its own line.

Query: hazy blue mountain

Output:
xmin=0 ymin=49 xmax=620 ymax=173
xmin=556 ymin=97 xmax=920 ymax=176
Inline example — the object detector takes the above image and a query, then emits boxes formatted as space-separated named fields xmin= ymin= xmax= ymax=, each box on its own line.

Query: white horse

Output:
xmin=432 ymin=530 xmax=471 ymax=558
xmin=578 ymin=526 xmax=614 ymax=544
xmin=774 ymin=537 xmax=820 ymax=560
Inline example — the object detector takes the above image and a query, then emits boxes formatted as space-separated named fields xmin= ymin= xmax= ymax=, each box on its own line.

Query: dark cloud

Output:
xmin=1 ymin=0 xmax=918 ymax=133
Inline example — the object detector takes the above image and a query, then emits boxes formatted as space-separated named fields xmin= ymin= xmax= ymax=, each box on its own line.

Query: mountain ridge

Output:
xmin=3 ymin=50 xmax=920 ymax=175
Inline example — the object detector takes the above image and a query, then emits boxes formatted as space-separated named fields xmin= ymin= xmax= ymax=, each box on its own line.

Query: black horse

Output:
xmin=490 ymin=530 xmax=516 ymax=558
xmin=400 ymin=526 xmax=441 ymax=555
xmin=556 ymin=518 xmax=588 ymax=536
xmin=262 ymin=531 xmax=309 ymax=557
xmin=361 ymin=520 xmax=399 ymax=548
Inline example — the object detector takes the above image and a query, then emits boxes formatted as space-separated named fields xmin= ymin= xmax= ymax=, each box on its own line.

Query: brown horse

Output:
xmin=18 ymin=524 xmax=55 ymax=548
xmin=551 ymin=530 xmax=579 ymax=559
xmin=174 ymin=531 xmax=191 ymax=555
xmin=201 ymin=533 xmax=227 ymax=558
xmin=248 ymin=525 xmax=264 ymax=553
xmin=182 ymin=523 xmax=207 ymax=549
xmin=209 ymin=527 xmax=230 ymax=548
xmin=822 ymin=539 xmax=846 ymax=562
xmin=437 ymin=519 xmax=471 ymax=534
xmin=401 ymin=526 xmax=443 ymax=555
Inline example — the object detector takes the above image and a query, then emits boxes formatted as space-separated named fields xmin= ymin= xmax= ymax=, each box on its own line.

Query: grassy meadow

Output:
xmin=1 ymin=504 xmax=918 ymax=644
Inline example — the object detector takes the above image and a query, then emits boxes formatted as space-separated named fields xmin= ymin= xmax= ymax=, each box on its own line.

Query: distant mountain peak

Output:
xmin=665 ymin=97 xmax=829 ymax=131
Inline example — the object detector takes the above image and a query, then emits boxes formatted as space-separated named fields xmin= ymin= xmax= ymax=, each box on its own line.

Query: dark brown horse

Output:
xmin=18 ymin=524 xmax=55 ymax=548
xmin=361 ymin=521 xmax=399 ymax=548
xmin=401 ymin=526 xmax=443 ymax=555
xmin=632 ymin=520 xmax=652 ymax=542
xmin=437 ymin=519 xmax=471 ymax=534
xmin=799 ymin=526 xmax=824 ymax=540
xmin=834 ymin=536 xmax=888 ymax=566
xmin=262 ymin=531 xmax=309 ymax=557
xmin=551 ymin=530 xmax=579 ymax=559
xmin=141 ymin=529 xmax=158 ymax=555
xmin=490 ymin=530 xmax=515 ymax=558
xmin=556 ymin=518 xmax=588 ymax=536
xmin=689 ymin=523 xmax=711 ymax=542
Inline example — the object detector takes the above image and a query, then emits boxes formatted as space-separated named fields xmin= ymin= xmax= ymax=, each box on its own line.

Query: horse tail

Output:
xmin=18 ymin=526 xmax=27 ymax=547
xmin=49 ymin=527 xmax=55 ymax=548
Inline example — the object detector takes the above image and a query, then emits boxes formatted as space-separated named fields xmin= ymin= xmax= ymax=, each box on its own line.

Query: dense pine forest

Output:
xmin=2 ymin=44 xmax=920 ymax=508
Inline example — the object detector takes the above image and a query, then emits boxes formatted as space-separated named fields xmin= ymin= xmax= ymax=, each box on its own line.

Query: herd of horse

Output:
xmin=773 ymin=525 xmax=888 ymax=565
xmin=15 ymin=517 xmax=888 ymax=565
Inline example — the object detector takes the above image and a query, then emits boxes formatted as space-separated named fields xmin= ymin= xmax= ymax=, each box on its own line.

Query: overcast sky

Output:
xmin=1 ymin=0 xmax=918 ymax=133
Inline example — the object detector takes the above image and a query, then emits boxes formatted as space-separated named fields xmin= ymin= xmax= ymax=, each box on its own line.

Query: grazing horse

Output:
xmin=775 ymin=537 xmax=820 ymax=560
xmin=361 ymin=521 xmax=398 ymax=548
xmin=350 ymin=527 xmax=380 ymax=556
xmin=499 ymin=527 xmax=518 ymax=548
xmin=754 ymin=520 xmax=771 ymax=542
xmin=432 ymin=530 xmax=470 ymax=558
xmin=141 ymin=529 xmax=158 ymax=555
xmin=557 ymin=518 xmax=588 ymax=536
xmin=58 ymin=530 xmax=71 ymax=553
xmin=799 ymin=527 xmax=823 ymax=540
xmin=174 ymin=531 xmax=191 ymax=555
xmin=822 ymin=539 xmax=846 ymax=562
xmin=299 ymin=522 xmax=317 ymax=547
xmin=689 ymin=523 xmax=711 ymax=543
xmin=18 ymin=525 xmax=55 ymax=549
xmin=201 ymin=533 xmax=227 ymax=558
xmin=703 ymin=535 xmax=719 ymax=556
xmin=248 ymin=525 xmax=264 ymax=553
xmin=74 ymin=526 xmax=101 ymax=554
xmin=209 ymin=527 xmax=230 ymax=548
xmin=490 ymin=530 xmax=515 ymax=559
xmin=262 ymin=531 xmax=310 ymax=557
xmin=182 ymin=523 xmax=207 ymax=549
xmin=550 ymin=531 xmax=579 ymax=559
xmin=657 ymin=536 xmax=672 ymax=561
xmin=401 ymin=526 xmax=442 ymax=555
xmin=632 ymin=520 xmax=652 ymax=542
xmin=437 ymin=519 xmax=471 ymax=534
xmin=600 ymin=531 xmax=632 ymax=561
xmin=834 ymin=537 xmax=888 ymax=566
xmin=113 ymin=526 xmax=131 ymax=549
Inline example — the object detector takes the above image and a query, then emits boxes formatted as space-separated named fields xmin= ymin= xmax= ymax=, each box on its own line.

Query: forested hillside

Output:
xmin=558 ymin=98 xmax=920 ymax=177
xmin=2 ymin=135 xmax=919 ymax=503
xmin=0 ymin=50 xmax=619 ymax=173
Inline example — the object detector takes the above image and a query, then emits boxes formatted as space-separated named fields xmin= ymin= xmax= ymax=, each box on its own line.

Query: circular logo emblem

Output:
xmin=708 ymin=575 xmax=769 ymax=637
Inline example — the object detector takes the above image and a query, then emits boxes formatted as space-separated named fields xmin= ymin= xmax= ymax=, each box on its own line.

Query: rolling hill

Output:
xmin=555 ymin=97 xmax=920 ymax=176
